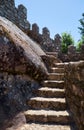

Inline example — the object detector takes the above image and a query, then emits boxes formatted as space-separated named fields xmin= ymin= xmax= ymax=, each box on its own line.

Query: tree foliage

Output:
xmin=61 ymin=32 xmax=74 ymax=53
xmin=78 ymin=13 xmax=84 ymax=37
xmin=78 ymin=13 xmax=84 ymax=46
xmin=76 ymin=40 xmax=83 ymax=52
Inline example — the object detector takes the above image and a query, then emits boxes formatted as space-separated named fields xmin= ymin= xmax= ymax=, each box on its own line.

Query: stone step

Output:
xmin=43 ymin=80 xmax=64 ymax=89
xmin=53 ymin=63 xmax=65 ymax=68
xmin=51 ymin=67 xmax=65 ymax=73
xmin=48 ymin=73 xmax=64 ymax=80
xmin=27 ymin=97 xmax=66 ymax=110
xmin=34 ymin=87 xmax=65 ymax=98
xmin=24 ymin=110 xmax=72 ymax=124
xmin=22 ymin=123 xmax=72 ymax=130
xmin=54 ymin=62 xmax=68 ymax=68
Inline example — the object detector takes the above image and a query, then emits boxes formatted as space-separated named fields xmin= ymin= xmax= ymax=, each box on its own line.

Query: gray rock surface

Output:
xmin=0 ymin=16 xmax=48 ymax=81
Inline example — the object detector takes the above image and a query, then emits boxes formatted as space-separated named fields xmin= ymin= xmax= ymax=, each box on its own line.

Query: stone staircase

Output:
xmin=24 ymin=62 xmax=74 ymax=130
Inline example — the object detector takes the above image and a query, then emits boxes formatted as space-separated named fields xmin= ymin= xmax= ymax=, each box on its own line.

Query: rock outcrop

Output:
xmin=0 ymin=16 xmax=48 ymax=81
xmin=0 ymin=16 xmax=48 ymax=129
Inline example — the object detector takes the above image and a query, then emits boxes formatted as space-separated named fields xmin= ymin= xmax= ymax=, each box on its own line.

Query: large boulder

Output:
xmin=0 ymin=16 xmax=48 ymax=81
xmin=0 ymin=16 xmax=48 ymax=129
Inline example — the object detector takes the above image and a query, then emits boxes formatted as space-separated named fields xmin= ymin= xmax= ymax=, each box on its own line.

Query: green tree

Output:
xmin=76 ymin=40 xmax=83 ymax=51
xmin=78 ymin=13 xmax=84 ymax=37
xmin=78 ymin=13 xmax=84 ymax=44
xmin=61 ymin=32 xmax=74 ymax=53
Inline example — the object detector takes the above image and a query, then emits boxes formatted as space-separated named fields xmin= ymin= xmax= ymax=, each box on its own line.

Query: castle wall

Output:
xmin=58 ymin=45 xmax=84 ymax=62
xmin=0 ymin=0 xmax=30 ymax=31
xmin=0 ymin=0 xmax=62 ymax=54
xmin=28 ymin=24 xmax=62 ymax=53
xmin=2 ymin=0 xmax=83 ymax=57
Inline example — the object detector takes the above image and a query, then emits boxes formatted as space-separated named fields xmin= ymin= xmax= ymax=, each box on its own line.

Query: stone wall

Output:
xmin=59 ymin=44 xmax=84 ymax=62
xmin=59 ymin=52 xmax=84 ymax=62
xmin=28 ymin=24 xmax=84 ymax=59
xmin=65 ymin=61 xmax=84 ymax=130
xmin=0 ymin=0 xmax=30 ymax=31
xmin=28 ymin=23 xmax=62 ymax=53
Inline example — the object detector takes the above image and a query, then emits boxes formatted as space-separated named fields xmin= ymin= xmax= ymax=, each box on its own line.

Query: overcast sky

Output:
xmin=15 ymin=0 xmax=84 ymax=42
